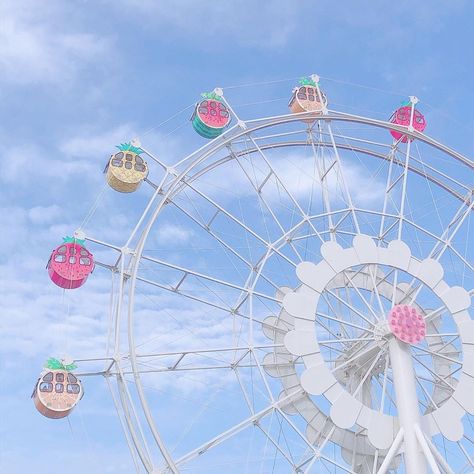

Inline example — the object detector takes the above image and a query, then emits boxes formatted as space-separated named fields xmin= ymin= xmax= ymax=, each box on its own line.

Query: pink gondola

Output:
xmin=389 ymin=101 xmax=426 ymax=142
xmin=47 ymin=237 xmax=94 ymax=289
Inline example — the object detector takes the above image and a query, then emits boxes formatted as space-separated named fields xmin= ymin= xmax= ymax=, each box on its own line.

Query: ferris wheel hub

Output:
xmin=389 ymin=304 xmax=426 ymax=344
xmin=373 ymin=320 xmax=391 ymax=346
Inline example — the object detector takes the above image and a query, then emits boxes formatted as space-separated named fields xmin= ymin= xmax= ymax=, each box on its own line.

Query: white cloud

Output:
xmin=267 ymin=153 xmax=385 ymax=207
xmin=155 ymin=222 xmax=194 ymax=244
xmin=193 ymin=151 xmax=385 ymax=208
xmin=28 ymin=205 xmax=63 ymax=224
xmin=1 ymin=143 xmax=99 ymax=187
xmin=0 ymin=0 xmax=113 ymax=85
xmin=60 ymin=124 xmax=138 ymax=159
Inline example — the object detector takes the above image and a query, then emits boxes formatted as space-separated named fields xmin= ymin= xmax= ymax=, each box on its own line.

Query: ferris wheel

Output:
xmin=33 ymin=74 xmax=474 ymax=473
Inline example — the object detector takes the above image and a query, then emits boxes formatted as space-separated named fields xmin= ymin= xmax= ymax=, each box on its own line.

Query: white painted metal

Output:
xmin=377 ymin=428 xmax=404 ymax=474
xmin=388 ymin=338 xmax=427 ymax=473
xmin=70 ymin=91 xmax=472 ymax=473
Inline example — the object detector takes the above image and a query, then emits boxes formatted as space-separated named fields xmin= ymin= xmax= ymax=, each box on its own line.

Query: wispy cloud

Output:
xmin=193 ymin=151 xmax=385 ymax=208
xmin=0 ymin=0 xmax=113 ymax=85
xmin=155 ymin=222 xmax=194 ymax=244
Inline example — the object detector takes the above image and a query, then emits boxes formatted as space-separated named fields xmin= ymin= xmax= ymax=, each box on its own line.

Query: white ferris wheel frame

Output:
xmin=74 ymin=97 xmax=473 ymax=474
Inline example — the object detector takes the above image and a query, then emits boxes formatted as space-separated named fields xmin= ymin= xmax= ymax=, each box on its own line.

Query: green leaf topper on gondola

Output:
xmin=116 ymin=142 xmax=144 ymax=155
xmin=200 ymin=91 xmax=223 ymax=102
xmin=299 ymin=77 xmax=319 ymax=87
xmin=45 ymin=357 xmax=77 ymax=372
xmin=63 ymin=236 xmax=85 ymax=247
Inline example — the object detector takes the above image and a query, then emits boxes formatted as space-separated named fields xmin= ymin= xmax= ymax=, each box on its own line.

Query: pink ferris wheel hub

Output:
xmin=388 ymin=304 xmax=426 ymax=344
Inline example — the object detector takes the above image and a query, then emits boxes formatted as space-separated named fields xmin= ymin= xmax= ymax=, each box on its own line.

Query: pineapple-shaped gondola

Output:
xmin=191 ymin=91 xmax=231 ymax=139
xmin=47 ymin=236 xmax=94 ymax=289
xmin=32 ymin=358 xmax=83 ymax=419
xmin=389 ymin=98 xmax=426 ymax=143
xmin=289 ymin=76 xmax=327 ymax=118
xmin=106 ymin=142 xmax=149 ymax=193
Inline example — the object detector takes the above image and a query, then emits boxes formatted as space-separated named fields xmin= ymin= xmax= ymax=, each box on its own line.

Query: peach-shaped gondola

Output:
xmin=105 ymin=142 xmax=149 ymax=193
xmin=289 ymin=76 xmax=327 ymax=118
xmin=32 ymin=358 xmax=83 ymax=419
xmin=389 ymin=99 xmax=426 ymax=143
xmin=191 ymin=91 xmax=231 ymax=139
xmin=47 ymin=237 xmax=94 ymax=289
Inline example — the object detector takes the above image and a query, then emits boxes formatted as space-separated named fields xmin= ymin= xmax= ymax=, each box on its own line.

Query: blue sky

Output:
xmin=1 ymin=1 xmax=473 ymax=473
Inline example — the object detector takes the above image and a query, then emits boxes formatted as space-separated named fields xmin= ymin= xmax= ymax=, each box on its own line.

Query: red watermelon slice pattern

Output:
xmin=196 ymin=99 xmax=230 ymax=129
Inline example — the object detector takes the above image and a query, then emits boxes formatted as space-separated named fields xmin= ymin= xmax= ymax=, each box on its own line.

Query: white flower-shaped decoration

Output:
xmin=263 ymin=234 xmax=473 ymax=453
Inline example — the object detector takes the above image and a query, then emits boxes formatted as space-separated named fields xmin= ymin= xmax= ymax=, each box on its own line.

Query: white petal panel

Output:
xmin=284 ymin=330 xmax=318 ymax=356
xmin=367 ymin=414 xmax=395 ymax=449
xmin=432 ymin=399 xmax=464 ymax=441
xmin=275 ymin=286 xmax=292 ymax=301
xmin=452 ymin=309 xmax=472 ymax=324
xmin=421 ymin=413 xmax=439 ymax=437
xmin=297 ymin=260 xmax=335 ymax=292
xmin=417 ymin=258 xmax=444 ymax=287
xmin=386 ymin=240 xmax=411 ymax=270
xmin=453 ymin=374 xmax=474 ymax=414
xmin=407 ymin=258 xmax=421 ymax=278
xmin=280 ymin=311 xmax=295 ymax=328
xmin=293 ymin=315 xmax=315 ymax=332
xmin=262 ymin=352 xmax=293 ymax=377
xmin=323 ymin=381 xmax=344 ymax=403
xmin=432 ymin=279 xmax=449 ymax=298
xmin=442 ymin=286 xmax=471 ymax=314
xmin=356 ymin=406 xmax=372 ymax=428
xmin=330 ymin=391 xmax=362 ymax=429
xmin=283 ymin=292 xmax=316 ymax=320
xmin=459 ymin=320 xmax=474 ymax=344
xmin=300 ymin=366 xmax=336 ymax=395
xmin=352 ymin=234 xmax=377 ymax=263
xmin=320 ymin=241 xmax=344 ymax=269
xmin=303 ymin=352 xmax=324 ymax=368
xmin=262 ymin=316 xmax=278 ymax=340
xmin=462 ymin=348 xmax=474 ymax=377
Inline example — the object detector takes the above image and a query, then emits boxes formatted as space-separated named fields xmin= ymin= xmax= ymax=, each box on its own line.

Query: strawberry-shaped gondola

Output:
xmin=47 ymin=236 xmax=94 ymax=289
xmin=191 ymin=90 xmax=231 ymax=139
xmin=389 ymin=97 xmax=426 ymax=142
xmin=32 ymin=358 xmax=83 ymax=419
xmin=105 ymin=142 xmax=149 ymax=193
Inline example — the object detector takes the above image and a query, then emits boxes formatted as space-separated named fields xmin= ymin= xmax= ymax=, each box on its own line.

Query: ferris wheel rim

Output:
xmin=170 ymin=109 xmax=473 ymax=171
xmin=162 ymin=140 xmax=470 ymax=206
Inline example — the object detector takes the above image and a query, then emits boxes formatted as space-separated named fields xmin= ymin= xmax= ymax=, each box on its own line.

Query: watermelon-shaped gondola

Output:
xmin=191 ymin=91 xmax=231 ymax=139
xmin=32 ymin=358 xmax=83 ymax=419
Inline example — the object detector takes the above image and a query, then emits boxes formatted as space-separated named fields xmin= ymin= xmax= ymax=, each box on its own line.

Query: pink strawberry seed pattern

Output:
xmin=388 ymin=304 xmax=426 ymax=344
xmin=389 ymin=106 xmax=426 ymax=142
xmin=48 ymin=242 xmax=94 ymax=288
